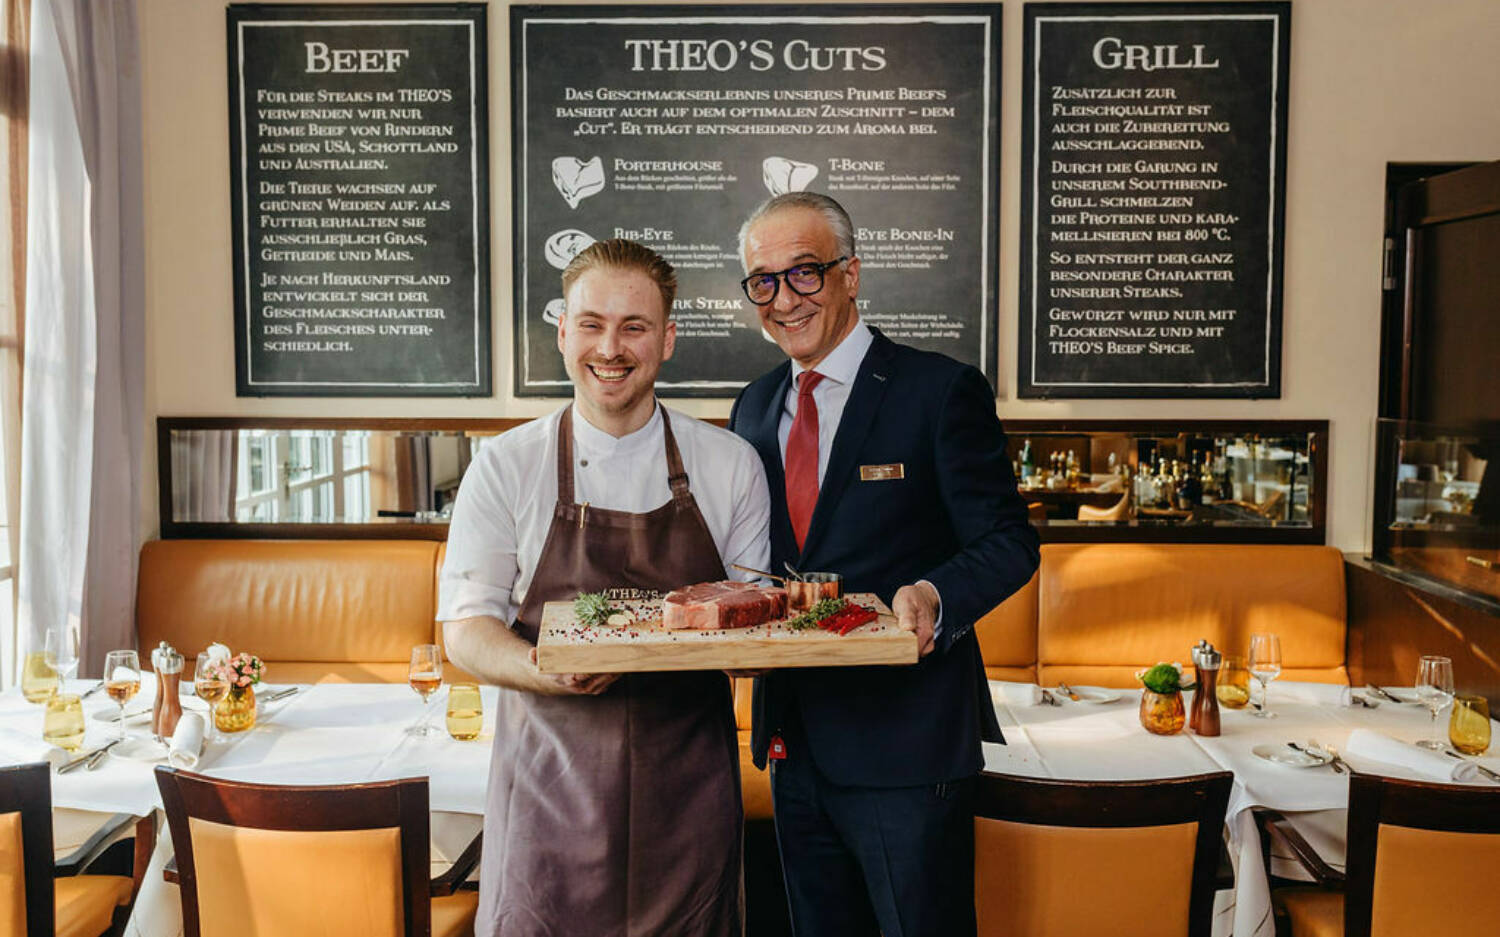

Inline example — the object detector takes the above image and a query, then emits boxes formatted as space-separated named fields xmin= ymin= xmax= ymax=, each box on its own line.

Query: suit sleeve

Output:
xmin=920 ymin=366 xmax=1041 ymax=655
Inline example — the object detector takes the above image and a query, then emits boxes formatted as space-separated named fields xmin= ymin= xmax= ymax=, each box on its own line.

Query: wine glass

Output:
xmin=407 ymin=644 xmax=443 ymax=737
xmin=103 ymin=650 xmax=141 ymax=741
xmin=1248 ymin=633 xmax=1282 ymax=719
xmin=1415 ymin=655 xmax=1455 ymax=749
xmin=45 ymin=625 xmax=81 ymax=684
xmin=195 ymin=652 xmax=230 ymax=743
xmin=20 ymin=650 xmax=59 ymax=704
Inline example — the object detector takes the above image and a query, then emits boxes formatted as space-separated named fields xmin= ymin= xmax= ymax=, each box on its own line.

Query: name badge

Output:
xmin=860 ymin=463 xmax=905 ymax=482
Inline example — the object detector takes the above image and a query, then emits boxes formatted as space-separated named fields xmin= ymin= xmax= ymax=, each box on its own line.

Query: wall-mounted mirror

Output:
xmin=159 ymin=418 xmax=527 ymax=538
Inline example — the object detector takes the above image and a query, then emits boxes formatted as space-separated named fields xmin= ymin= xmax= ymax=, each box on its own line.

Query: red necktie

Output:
xmin=785 ymin=370 xmax=825 ymax=551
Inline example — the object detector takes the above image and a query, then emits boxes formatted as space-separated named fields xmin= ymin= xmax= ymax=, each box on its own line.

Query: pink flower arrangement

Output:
xmin=205 ymin=652 xmax=265 ymax=689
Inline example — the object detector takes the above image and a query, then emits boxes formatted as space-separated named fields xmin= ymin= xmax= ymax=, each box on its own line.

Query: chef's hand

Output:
xmin=528 ymin=648 xmax=620 ymax=696
xmin=892 ymin=581 xmax=939 ymax=658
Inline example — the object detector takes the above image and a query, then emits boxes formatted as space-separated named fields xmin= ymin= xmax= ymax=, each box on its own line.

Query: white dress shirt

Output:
xmin=776 ymin=319 xmax=874 ymax=480
xmin=437 ymin=403 xmax=771 ymax=626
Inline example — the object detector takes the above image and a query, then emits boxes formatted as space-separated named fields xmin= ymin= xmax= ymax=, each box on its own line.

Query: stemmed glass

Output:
xmin=1415 ymin=655 xmax=1455 ymax=749
xmin=103 ymin=650 xmax=141 ymax=741
xmin=1248 ymin=633 xmax=1282 ymax=719
xmin=194 ymin=652 xmax=230 ymax=743
xmin=45 ymin=625 xmax=81 ymax=684
xmin=407 ymin=644 xmax=443 ymax=737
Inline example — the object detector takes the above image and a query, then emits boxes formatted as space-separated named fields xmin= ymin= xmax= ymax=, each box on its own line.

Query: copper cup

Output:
xmin=787 ymin=572 xmax=842 ymax=612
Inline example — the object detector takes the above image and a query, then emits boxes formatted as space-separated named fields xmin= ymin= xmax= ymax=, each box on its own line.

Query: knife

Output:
xmin=261 ymin=687 xmax=299 ymax=703
xmin=1366 ymin=684 xmax=1402 ymax=704
xmin=1444 ymin=748 xmax=1500 ymax=783
xmin=1056 ymin=683 xmax=1081 ymax=702
xmin=57 ymin=738 xmax=122 ymax=774
xmin=79 ymin=681 xmax=104 ymax=700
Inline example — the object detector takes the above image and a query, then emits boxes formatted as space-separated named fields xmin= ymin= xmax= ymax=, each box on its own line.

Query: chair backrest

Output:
xmin=0 ymin=763 xmax=53 ymax=937
xmin=1345 ymin=772 xmax=1500 ymax=937
xmin=973 ymin=770 xmax=1232 ymax=937
xmin=154 ymin=767 xmax=432 ymax=937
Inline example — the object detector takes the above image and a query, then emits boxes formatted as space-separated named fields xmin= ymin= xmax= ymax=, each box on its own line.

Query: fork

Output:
xmin=1307 ymin=739 xmax=1350 ymax=774
xmin=1443 ymin=748 xmax=1500 ymax=783
xmin=1288 ymin=742 xmax=1342 ymax=773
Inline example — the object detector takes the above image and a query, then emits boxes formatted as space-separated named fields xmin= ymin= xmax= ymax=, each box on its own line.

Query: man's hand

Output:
xmin=892 ymin=581 xmax=939 ymax=658
xmin=528 ymin=647 xmax=621 ymax=696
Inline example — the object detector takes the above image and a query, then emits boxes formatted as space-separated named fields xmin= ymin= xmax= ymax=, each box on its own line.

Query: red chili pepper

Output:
xmin=836 ymin=607 xmax=877 ymax=635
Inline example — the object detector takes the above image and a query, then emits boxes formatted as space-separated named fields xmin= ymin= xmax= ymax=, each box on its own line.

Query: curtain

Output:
xmin=170 ymin=431 xmax=236 ymax=523
xmin=19 ymin=0 xmax=142 ymax=676
xmin=0 ymin=0 xmax=28 ymax=685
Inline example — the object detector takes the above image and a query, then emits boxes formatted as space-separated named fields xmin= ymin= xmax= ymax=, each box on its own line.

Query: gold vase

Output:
xmin=215 ymin=685 xmax=257 ymax=733
xmin=1139 ymin=689 xmax=1186 ymax=735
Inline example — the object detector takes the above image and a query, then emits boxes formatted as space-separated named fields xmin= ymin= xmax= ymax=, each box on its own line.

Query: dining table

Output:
xmin=3 ymin=675 xmax=1497 ymax=937
xmin=982 ymin=679 xmax=1500 ymax=937
xmin=0 ymin=676 xmax=496 ymax=937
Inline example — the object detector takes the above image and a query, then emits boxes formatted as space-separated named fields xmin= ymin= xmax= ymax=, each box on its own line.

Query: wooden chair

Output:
xmin=1264 ymin=771 xmax=1500 ymax=937
xmin=154 ymin=767 xmax=480 ymax=937
xmin=973 ymin=770 xmax=1233 ymax=937
xmin=1077 ymin=492 xmax=1131 ymax=522
xmin=0 ymin=762 xmax=148 ymax=937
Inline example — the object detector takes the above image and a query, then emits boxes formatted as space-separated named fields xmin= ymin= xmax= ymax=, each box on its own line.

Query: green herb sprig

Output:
xmin=784 ymin=597 xmax=848 ymax=631
xmin=574 ymin=591 xmax=620 ymax=627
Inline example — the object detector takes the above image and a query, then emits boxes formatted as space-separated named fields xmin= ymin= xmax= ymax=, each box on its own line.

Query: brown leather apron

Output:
xmin=476 ymin=405 xmax=744 ymax=937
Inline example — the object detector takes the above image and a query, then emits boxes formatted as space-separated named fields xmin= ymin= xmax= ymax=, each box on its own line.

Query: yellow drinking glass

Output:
xmin=43 ymin=694 xmax=86 ymax=752
xmin=21 ymin=652 xmax=59 ymax=704
xmin=1449 ymin=695 xmax=1491 ymax=756
xmin=1217 ymin=655 xmax=1251 ymax=710
xmin=446 ymin=683 xmax=483 ymax=741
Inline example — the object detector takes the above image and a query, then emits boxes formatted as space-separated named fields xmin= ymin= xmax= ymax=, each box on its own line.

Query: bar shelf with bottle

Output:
xmin=1005 ymin=420 xmax=1327 ymax=544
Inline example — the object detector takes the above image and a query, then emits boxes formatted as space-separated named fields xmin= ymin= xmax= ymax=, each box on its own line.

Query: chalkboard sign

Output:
xmin=228 ymin=4 xmax=490 ymax=396
xmin=1019 ymin=3 xmax=1289 ymax=398
xmin=512 ymin=4 xmax=1001 ymax=397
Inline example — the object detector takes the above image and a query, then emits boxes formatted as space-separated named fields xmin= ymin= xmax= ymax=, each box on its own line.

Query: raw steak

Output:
xmin=662 ymin=581 xmax=788 ymax=630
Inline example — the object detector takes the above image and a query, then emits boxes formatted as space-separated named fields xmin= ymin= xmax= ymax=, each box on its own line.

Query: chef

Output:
xmin=438 ymin=239 xmax=770 ymax=936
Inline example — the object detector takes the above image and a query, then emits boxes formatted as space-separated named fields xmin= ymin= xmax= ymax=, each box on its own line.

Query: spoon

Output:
xmin=730 ymin=563 xmax=789 ymax=584
xmin=784 ymin=562 xmax=805 ymax=582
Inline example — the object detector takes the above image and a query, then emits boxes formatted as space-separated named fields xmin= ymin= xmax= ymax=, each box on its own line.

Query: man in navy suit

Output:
xmin=728 ymin=192 xmax=1039 ymax=937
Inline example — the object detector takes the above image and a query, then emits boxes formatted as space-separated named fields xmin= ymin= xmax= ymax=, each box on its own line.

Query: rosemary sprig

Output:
xmin=573 ymin=591 xmax=619 ymax=627
xmin=784 ymin=596 xmax=848 ymax=630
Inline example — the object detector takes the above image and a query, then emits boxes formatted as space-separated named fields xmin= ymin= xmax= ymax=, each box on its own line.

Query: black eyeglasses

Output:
xmin=739 ymin=256 xmax=848 ymax=305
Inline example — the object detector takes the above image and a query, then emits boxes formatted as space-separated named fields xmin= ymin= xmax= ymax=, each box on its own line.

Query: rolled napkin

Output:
xmin=1268 ymin=681 xmax=1352 ymax=707
xmin=168 ymin=713 xmax=205 ymax=769
xmin=0 ymin=727 xmax=68 ymax=768
xmin=991 ymin=681 xmax=1044 ymax=708
xmin=1344 ymin=729 xmax=1477 ymax=782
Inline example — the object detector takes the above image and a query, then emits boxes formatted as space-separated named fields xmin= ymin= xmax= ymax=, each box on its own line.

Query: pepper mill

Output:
xmin=1193 ymin=645 xmax=1222 ymax=737
xmin=151 ymin=641 xmax=184 ymax=742
xmin=1188 ymin=641 xmax=1208 ymax=732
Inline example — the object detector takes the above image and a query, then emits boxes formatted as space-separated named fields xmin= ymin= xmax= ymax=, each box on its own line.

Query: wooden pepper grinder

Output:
xmin=1193 ymin=645 xmax=1222 ymax=737
xmin=151 ymin=641 xmax=184 ymax=742
xmin=1188 ymin=641 xmax=1208 ymax=733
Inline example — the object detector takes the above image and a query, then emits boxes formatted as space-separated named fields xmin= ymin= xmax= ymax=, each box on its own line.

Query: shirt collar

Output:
xmin=571 ymin=400 xmax=663 ymax=458
xmin=790 ymin=318 xmax=871 ymax=388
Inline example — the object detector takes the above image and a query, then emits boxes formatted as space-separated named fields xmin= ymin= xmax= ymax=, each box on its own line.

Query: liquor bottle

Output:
xmin=1019 ymin=439 xmax=1035 ymax=480
xmin=1199 ymin=457 xmax=1218 ymax=505
xmin=1180 ymin=458 xmax=1201 ymax=508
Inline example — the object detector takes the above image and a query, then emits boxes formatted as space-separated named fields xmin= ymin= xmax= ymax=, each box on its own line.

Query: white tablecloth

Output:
xmin=984 ymin=682 xmax=1500 ymax=937
xmin=0 ymin=678 xmax=497 ymax=937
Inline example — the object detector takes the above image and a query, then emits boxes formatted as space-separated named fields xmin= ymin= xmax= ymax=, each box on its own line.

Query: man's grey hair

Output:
xmin=737 ymin=192 xmax=857 ymax=270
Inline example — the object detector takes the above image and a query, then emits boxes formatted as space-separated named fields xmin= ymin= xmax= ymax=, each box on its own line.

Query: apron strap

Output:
xmin=660 ymin=408 xmax=692 ymax=501
xmin=557 ymin=405 xmax=577 ymax=506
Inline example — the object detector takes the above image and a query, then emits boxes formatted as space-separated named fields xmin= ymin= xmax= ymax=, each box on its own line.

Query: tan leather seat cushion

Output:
xmin=139 ymin=540 xmax=441 ymax=664
xmin=1369 ymin=823 xmax=1500 ymax=936
xmin=731 ymin=678 xmax=772 ymax=820
xmin=1273 ymin=886 xmax=1342 ymax=937
xmin=976 ymin=816 xmax=1198 ymax=936
xmin=0 ymin=811 xmax=24 ymax=937
xmin=974 ymin=571 xmax=1038 ymax=677
xmin=432 ymin=891 xmax=479 ymax=937
xmin=1037 ymin=544 xmax=1347 ymax=687
xmin=54 ymin=876 xmax=132 ymax=937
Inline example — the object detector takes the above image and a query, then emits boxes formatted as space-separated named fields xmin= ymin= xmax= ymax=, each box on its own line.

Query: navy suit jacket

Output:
xmin=729 ymin=329 xmax=1040 ymax=787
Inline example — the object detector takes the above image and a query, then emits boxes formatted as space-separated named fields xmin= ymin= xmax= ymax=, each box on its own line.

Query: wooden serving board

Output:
xmin=534 ymin=593 xmax=915 ymax=674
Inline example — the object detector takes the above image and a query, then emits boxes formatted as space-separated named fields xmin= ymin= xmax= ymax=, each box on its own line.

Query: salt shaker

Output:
xmin=1193 ymin=645 xmax=1222 ymax=737
xmin=151 ymin=641 xmax=184 ymax=742
xmin=1188 ymin=642 xmax=1208 ymax=732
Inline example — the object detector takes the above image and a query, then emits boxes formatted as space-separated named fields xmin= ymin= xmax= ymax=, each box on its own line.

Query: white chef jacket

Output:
xmin=437 ymin=403 xmax=772 ymax=626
